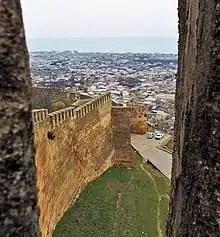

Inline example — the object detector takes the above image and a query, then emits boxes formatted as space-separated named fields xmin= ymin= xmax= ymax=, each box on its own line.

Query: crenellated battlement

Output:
xmin=32 ymin=109 xmax=48 ymax=123
xmin=75 ymin=93 xmax=111 ymax=119
xmin=32 ymin=92 xmax=111 ymax=128
xmin=127 ymin=104 xmax=146 ymax=114
xmin=48 ymin=107 xmax=76 ymax=127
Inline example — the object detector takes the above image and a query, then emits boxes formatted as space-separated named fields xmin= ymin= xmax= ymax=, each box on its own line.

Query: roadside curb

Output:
xmin=157 ymin=135 xmax=173 ymax=154
xmin=131 ymin=145 xmax=147 ymax=161
xmin=156 ymin=145 xmax=172 ymax=154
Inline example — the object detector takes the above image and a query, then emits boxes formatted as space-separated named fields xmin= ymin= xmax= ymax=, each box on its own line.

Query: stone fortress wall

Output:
xmin=112 ymin=100 xmax=148 ymax=135
xmin=32 ymin=87 xmax=147 ymax=237
xmin=111 ymin=106 xmax=133 ymax=167
xmin=129 ymin=104 xmax=148 ymax=134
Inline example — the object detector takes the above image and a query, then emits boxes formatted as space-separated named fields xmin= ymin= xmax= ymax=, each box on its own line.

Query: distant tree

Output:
xmin=0 ymin=1 xmax=38 ymax=236
xmin=167 ymin=0 xmax=220 ymax=236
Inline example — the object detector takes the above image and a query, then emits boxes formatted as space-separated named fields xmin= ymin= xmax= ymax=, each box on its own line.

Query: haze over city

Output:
xmin=21 ymin=0 xmax=178 ymax=38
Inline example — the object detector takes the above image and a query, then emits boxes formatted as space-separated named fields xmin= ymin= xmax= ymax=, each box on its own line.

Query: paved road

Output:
xmin=131 ymin=134 xmax=172 ymax=180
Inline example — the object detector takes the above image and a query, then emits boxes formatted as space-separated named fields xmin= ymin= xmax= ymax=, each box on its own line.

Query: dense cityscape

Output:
xmin=31 ymin=51 xmax=177 ymax=135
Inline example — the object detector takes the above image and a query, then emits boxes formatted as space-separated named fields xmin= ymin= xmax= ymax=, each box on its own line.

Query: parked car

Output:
xmin=147 ymin=132 xmax=154 ymax=139
xmin=155 ymin=133 xmax=165 ymax=140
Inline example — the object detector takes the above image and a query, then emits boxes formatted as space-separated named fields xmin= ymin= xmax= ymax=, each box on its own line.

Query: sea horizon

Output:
xmin=26 ymin=37 xmax=178 ymax=54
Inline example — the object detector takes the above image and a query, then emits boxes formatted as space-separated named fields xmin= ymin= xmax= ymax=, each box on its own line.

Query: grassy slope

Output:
xmin=53 ymin=155 xmax=170 ymax=237
xmin=165 ymin=139 xmax=173 ymax=151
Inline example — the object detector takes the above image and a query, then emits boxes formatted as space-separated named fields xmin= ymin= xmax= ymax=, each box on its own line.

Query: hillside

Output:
xmin=53 ymin=155 xmax=170 ymax=237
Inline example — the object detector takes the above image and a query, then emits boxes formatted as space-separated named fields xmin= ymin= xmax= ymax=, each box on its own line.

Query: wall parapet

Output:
xmin=48 ymin=107 xmax=76 ymax=127
xmin=32 ymin=109 xmax=48 ymax=123
xmin=115 ymin=103 xmax=146 ymax=114
xmin=43 ymin=92 xmax=111 ymax=127
xmin=126 ymin=104 xmax=146 ymax=113
xmin=75 ymin=92 xmax=111 ymax=120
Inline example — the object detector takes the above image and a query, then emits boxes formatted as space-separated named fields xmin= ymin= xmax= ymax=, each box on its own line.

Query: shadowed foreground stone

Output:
xmin=0 ymin=1 xmax=38 ymax=236
xmin=167 ymin=0 xmax=220 ymax=237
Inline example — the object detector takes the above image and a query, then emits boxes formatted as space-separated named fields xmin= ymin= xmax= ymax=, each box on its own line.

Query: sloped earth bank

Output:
xmin=53 ymin=155 xmax=170 ymax=237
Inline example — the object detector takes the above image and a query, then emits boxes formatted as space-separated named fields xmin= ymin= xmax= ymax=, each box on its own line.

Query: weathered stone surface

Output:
xmin=32 ymin=96 xmax=136 ymax=237
xmin=34 ymin=101 xmax=114 ymax=237
xmin=0 ymin=0 xmax=38 ymax=236
xmin=130 ymin=105 xmax=147 ymax=135
xmin=111 ymin=104 xmax=147 ymax=135
xmin=167 ymin=1 xmax=220 ymax=236
xmin=112 ymin=106 xmax=133 ymax=167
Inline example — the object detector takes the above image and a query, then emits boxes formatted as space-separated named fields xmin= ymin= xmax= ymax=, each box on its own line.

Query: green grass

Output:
xmin=160 ymin=197 xmax=170 ymax=235
xmin=53 ymin=155 xmax=170 ymax=237
xmin=165 ymin=139 xmax=173 ymax=151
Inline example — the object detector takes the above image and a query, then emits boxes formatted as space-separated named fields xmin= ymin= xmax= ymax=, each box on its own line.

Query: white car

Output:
xmin=155 ymin=133 xmax=165 ymax=140
xmin=147 ymin=132 xmax=154 ymax=139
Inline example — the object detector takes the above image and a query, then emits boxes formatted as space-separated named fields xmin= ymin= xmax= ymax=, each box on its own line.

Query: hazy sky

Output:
xmin=21 ymin=0 xmax=178 ymax=38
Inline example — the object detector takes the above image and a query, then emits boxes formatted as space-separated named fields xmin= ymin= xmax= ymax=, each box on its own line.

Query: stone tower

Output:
xmin=129 ymin=104 xmax=147 ymax=135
